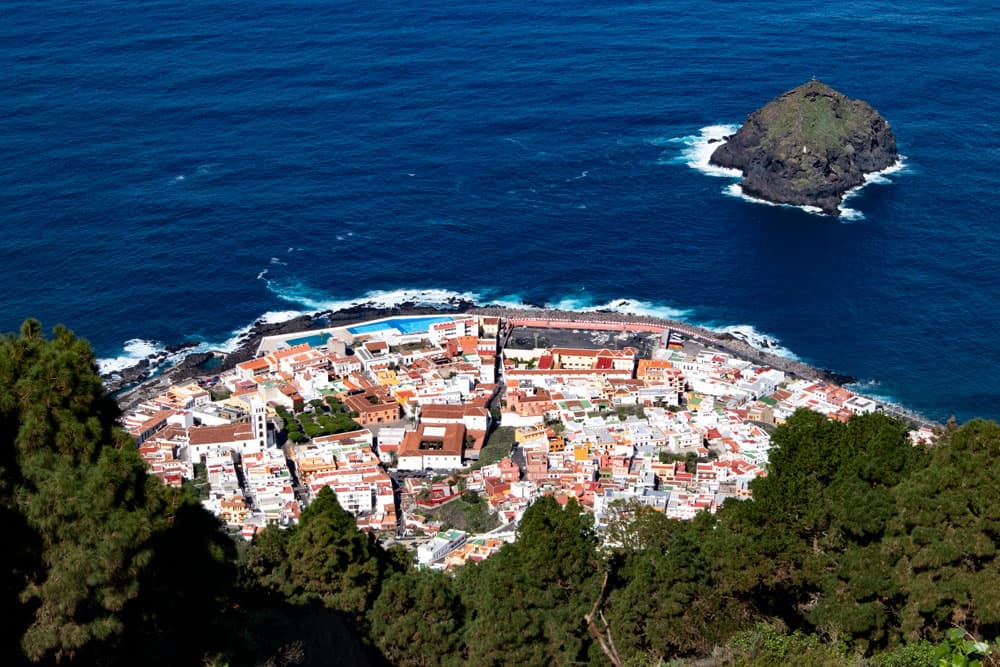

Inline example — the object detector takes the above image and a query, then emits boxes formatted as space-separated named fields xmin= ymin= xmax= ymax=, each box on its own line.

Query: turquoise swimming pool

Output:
xmin=347 ymin=316 xmax=455 ymax=336
xmin=285 ymin=332 xmax=333 ymax=348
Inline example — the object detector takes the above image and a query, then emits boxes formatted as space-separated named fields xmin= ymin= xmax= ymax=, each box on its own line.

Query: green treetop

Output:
xmin=0 ymin=320 xmax=234 ymax=665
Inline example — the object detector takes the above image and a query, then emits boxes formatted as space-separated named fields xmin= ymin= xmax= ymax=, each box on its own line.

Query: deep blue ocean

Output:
xmin=2 ymin=1 xmax=998 ymax=422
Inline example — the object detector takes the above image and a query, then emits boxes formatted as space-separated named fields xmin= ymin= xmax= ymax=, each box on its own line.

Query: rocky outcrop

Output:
xmin=710 ymin=80 xmax=898 ymax=215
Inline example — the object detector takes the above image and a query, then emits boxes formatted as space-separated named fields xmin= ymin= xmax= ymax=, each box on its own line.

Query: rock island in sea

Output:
xmin=709 ymin=80 xmax=898 ymax=215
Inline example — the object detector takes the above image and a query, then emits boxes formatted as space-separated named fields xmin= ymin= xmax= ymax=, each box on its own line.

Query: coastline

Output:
xmin=109 ymin=301 xmax=476 ymax=411
xmin=107 ymin=301 xmax=938 ymax=428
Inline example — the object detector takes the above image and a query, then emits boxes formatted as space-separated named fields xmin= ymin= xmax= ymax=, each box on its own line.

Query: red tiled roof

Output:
xmin=189 ymin=423 xmax=254 ymax=446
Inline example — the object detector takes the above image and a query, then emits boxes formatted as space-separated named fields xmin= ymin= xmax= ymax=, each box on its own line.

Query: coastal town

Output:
xmin=119 ymin=310 xmax=938 ymax=570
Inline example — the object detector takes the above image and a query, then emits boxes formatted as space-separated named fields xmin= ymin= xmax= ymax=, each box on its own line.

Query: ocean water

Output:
xmin=1 ymin=1 xmax=998 ymax=422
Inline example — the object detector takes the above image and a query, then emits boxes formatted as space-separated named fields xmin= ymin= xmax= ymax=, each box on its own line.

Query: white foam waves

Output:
xmin=219 ymin=311 xmax=313 ymax=355
xmin=270 ymin=284 xmax=486 ymax=313
xmin=265 ymin=276 xmax=697 ymax=324
xmin=722 ymin=183 xmax=826 ymax=215
xmin=102 ymin=259 xmax=806 ymax=378
xmin=483 ymin=294 xmax=539 ymax=310
xmin=712 ymin=324 xmax=801 ymax=361
xmin=663 ymin=124 xmax=743 ymax=177
xmin=98 ymin=339 xmax=166 ymax=375
xmin=545 ymin=296 xmax=693 ymax=321
xmin=845 ymin=379 xmax=898 ymax=406
xmin=265 ymin=284 xmax=805 ymax=368
xmin=838 ymin=155 xmax=908 ymax=220
xmin=668 ymin=124 xmax=827 ymax=217
xmin=259 ymin=310 xmax=304 ymax=324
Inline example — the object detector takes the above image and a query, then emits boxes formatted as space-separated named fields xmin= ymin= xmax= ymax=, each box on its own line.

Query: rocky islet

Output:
xmin=709 ymin=80 xmax=898 ymax=215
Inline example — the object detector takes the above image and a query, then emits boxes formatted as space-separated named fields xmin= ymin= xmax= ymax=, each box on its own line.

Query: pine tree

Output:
xmin=887 ymin=419 xmax=1000 ymax=642
xmin=285 ymin=486 xmax=386 ymax=616
xmin=370 ymin=570 xmax=465 ymax=666
xmin=457 ymin=496 xmax=601 ymax=665
xmin=245 ymin=486 xmax=393 ymax=623
xmin=0 ymin=320 xmax=234 ymax=664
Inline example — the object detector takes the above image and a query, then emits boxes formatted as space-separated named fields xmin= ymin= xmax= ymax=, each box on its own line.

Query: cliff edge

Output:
xmin=709 ymin=80 xmax=898 ymax=215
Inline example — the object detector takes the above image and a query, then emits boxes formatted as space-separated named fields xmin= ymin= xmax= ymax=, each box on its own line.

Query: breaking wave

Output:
xmin=544 ymin=296 xmax=693 ymax=321
xmin=661 ymin=125 xmax=742 ymax=177
xmin=845 ymin=379 xmax=899 ymax=406
xmin=97 ymin=339 xmax=166 ymax=375
xmin=710 ymin=324 xmax=801 ymax=361
xmin=723 ymin=183 xmax=825 ymax=216
xmin=838 ymin=155 xmax=908 ymax=220
xmin=267 ymin=282 xmax=485 ymax=313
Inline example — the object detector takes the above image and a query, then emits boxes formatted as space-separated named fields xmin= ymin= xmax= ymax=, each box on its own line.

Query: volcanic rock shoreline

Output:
xmin=709 ymin=80 xmax=898 ymax=215
xmin=108 ymin=301 xmax=477 ymax=410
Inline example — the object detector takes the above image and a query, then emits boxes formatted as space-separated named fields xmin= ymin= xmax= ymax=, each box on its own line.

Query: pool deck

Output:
xmin=346 ymin=315 xmax=457 ymax=336
xmin=255 ymin=314 xmax=465 ymax=356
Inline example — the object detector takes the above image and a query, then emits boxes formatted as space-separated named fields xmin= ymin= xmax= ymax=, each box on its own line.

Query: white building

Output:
xmin=397 ymin=424 xmax=466 ymax=471
xmin=417 ymin=529 xmax=467 ymax=566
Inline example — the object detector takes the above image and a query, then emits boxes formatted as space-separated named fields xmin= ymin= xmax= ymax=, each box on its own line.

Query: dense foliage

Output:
xmin=4 ymin=320 xmax=1000 ymax=665
xmin=0 ymin=321 xmax=235 ymax=665
xmin=275 ymin=401 xmax=361 ymax=444
xmin=245 ymin=486 xmax=394 ymax=619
